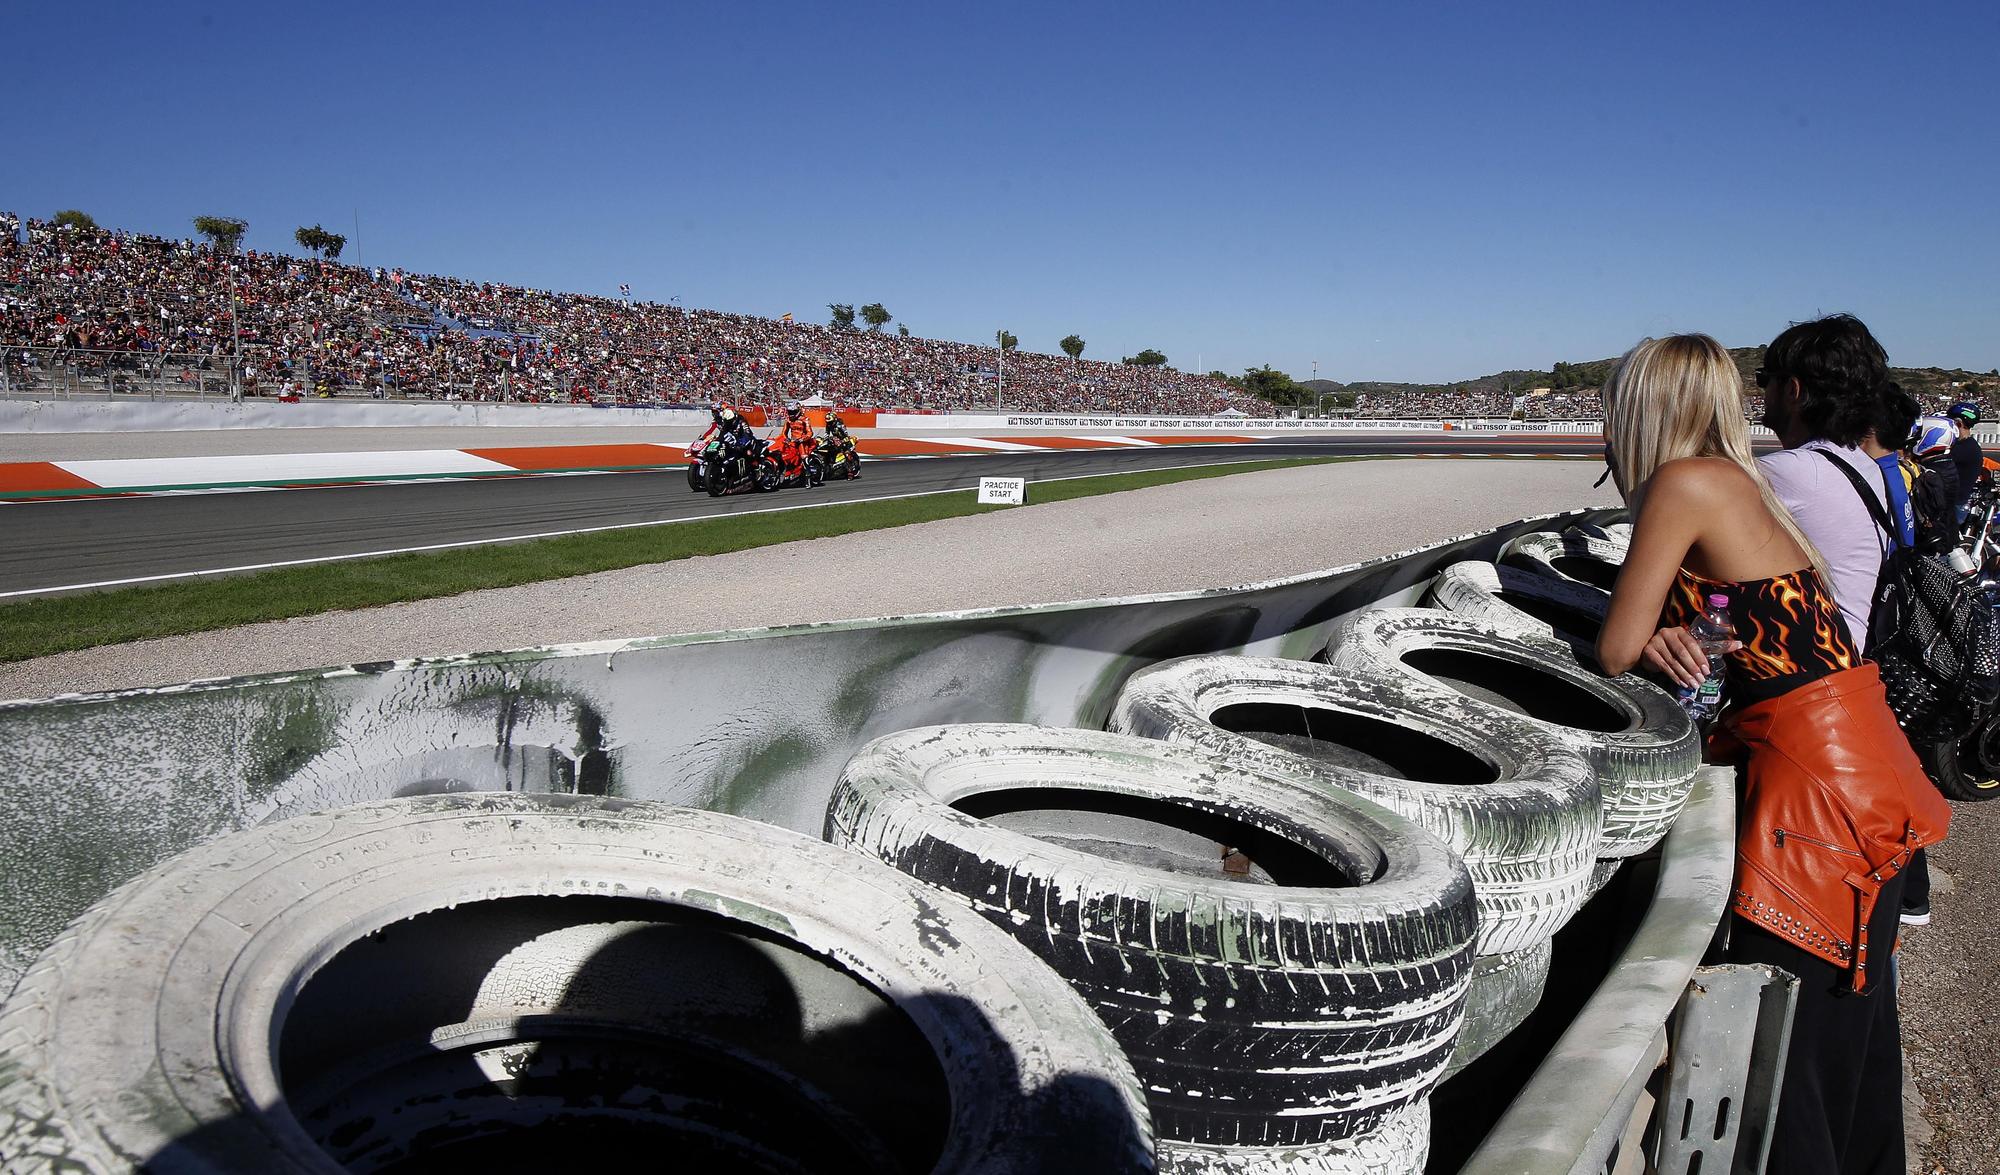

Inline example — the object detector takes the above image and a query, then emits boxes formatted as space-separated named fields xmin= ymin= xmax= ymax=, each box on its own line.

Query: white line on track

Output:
xmin=1 ymin=454 xmax=1311 ymax=598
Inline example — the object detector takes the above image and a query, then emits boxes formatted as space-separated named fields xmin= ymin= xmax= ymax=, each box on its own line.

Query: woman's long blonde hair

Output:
xmin=1601 ymin=333 xmax=1830 ymax=584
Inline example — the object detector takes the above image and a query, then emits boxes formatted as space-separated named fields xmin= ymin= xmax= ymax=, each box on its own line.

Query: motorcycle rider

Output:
xmin=715 ymin=407 xmax=761 ymax=480
xmin=773 ymin=399 xmax=818 ymax=480
xmin=688 ymin=402 xmax=730 ymax=458
xmin=824 ymin=410 xmax=860 ymax=477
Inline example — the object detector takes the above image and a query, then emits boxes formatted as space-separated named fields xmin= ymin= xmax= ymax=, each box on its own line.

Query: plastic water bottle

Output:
xmin=1675 ymin=594 xmax=1734 ymax=721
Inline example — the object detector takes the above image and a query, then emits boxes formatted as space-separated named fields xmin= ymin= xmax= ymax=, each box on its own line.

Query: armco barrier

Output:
xmin=0 ymin=398 xmax=715 ymax=434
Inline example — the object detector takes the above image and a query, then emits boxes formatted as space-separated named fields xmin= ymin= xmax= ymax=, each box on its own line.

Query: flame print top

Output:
xmin=1662 ymin=565 xmax=1861 ymax=708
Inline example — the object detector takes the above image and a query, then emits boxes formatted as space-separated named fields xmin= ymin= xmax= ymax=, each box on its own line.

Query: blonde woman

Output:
xmin=1594 ymin=334 xmax=1948 ymax=1175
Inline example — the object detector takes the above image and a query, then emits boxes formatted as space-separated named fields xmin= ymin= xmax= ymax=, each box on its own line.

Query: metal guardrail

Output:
xmin=1461 ymin=764 xmax=1736 ymax=1175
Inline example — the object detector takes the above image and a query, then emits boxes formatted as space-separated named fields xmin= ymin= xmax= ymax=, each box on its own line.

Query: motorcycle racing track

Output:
xmin=0 ymin=433 xmax=1597 ymax=597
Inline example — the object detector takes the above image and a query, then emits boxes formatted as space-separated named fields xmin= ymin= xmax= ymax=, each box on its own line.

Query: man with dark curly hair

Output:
xmin=1755 ymin=313 xmax=1895 ymax=650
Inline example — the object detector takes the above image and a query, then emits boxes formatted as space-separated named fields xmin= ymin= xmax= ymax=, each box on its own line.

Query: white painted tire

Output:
xmin=0 ymin=794 xmax=1153 ymax=1174
xmin=1107 ymin=658 xmax=1598 ymax=956
xmin=1585 ymin=857 xmax=1624 ymax=899
xmin=1500 ymin=530 xmax=1629 ymax=594
xmin=1159 ymin=1101 xmax=1430 ymax=1174
xmin=1442 ymin=941 xmax=1553 ymax=1079
xmin=1422 ymin=559 xmax=1610 ymax=649
xmin=1323 ymin=608 xmax=1698 ymax=859
xmin=826 ymin=724 xmax=1477 ymax=1150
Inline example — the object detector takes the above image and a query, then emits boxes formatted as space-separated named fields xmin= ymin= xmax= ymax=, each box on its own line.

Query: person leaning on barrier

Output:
xmin=1593 ymin=334 xmax=1947 ymax=1175
xmin=1752 ymin=314 xmax=1896 ymax=651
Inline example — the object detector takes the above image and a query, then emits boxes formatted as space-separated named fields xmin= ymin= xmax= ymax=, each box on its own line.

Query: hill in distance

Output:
xmin=1339 ymin=348 xmax=1998 ymax=402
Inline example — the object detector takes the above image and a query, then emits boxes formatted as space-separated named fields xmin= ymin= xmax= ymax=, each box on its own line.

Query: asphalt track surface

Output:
xmin=0 ymin=434 xmax=1597 ymax=596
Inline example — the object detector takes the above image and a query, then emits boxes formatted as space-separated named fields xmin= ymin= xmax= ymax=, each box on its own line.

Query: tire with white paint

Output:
xmin=1561 ymin=520 xmax=1628 ymax=549
xmin=1501 ymin=530 xmax=1629 ymax=594
xmin=1422 ymin=558 xmax=1611 ymax=648
xmin=826 ymin=724 xmax=1477 ymax=1150
xmin=1323 ymin=608 xmax=1697 ymax=859
xmin=1158 ymin=1101 xmax=1430 ymax=1174
xmin=0 ymin=794 xmax=1152 ymax=1175
xmin=1442 ymin=940 xmax=1553 ymax=1079
xmin=1108 ymin=658 xmax=1597 ymax=956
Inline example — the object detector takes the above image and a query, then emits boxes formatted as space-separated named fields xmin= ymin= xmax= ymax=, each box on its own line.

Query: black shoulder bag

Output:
xmin=1816 ymin=449 xmax=2000 ymax=736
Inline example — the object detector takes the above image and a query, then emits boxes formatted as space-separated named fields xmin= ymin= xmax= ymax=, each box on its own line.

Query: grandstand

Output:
xmin=0 ymin=212 xmax=1274 ymax=417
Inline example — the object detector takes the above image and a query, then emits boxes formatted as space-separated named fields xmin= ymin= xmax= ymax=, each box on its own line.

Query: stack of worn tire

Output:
xmin=819 ymin=520 xmax=1696 ymax=1172
xmin=829 ymin=725 xmax=1481 ymax=1173
xmin=0 ymin=516 xmax=1698 ymax=1175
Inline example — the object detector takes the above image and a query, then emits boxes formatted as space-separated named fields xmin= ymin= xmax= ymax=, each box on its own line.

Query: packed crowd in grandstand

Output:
xmin=0 ymin=212 xmax=1273 ymax=416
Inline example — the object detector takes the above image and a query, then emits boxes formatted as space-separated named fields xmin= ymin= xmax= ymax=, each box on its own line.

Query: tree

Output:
xmin=827 ymin=303 xmax=856 ymax=331
xmin=995 ymin=329 xmax=1018 ymax=352
xmin=293 ymin=224 xmax=346 ymax=260
xmin=1059 ymin=335 xmax=1085 ymax=365
xmin=51 ymin=209 xmax=96 ymax=231
xmin=1121 ymin=349 xmax=1167 ymax=366
xmin=860 ymin=303 xmax=892 ymax=332
xmin=897 ymin=324 xmax=910 ymax=337
xmin=193 ymin=215 xmax=248 ymax=254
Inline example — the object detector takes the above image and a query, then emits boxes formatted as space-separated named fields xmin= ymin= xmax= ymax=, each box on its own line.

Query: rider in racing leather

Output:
xmin=715 ymin=407 xmax=761 ymax=477
xmin=774 ymin=400 xmax=817 ymax=478
xmin=824 ymin=411 xmax=860 ymax=477
xmin=689 ymin=403 xmax=730 ymax=458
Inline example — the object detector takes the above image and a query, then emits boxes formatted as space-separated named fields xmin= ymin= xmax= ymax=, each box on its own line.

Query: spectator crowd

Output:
xmin=1 ymin=213 xmax=1272 ymax=416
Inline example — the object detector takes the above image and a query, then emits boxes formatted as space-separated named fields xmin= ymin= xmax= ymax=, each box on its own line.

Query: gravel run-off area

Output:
xmin=0 ymin=454 xmax=1986 ymax=1170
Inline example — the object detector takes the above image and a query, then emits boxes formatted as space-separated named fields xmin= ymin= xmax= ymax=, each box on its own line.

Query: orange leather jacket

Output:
xmin=1724 ymin=663 xmax=1950 ymax=990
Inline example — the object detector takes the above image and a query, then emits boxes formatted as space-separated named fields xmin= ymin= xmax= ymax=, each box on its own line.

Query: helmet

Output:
xmin=1947 ymin=401 xmax=1981 ymax=426
xmin=785 ymin=399 xmax=802 ymax=415
xmin=1913 ymin=417 xmax=1954 ymax=457
xmin=718 ymin=408 xmax=737 ymax=424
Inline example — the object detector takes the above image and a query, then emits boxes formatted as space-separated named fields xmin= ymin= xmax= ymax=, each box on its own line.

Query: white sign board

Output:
xmin=977 ymin=476 xmax=1027 ymax=506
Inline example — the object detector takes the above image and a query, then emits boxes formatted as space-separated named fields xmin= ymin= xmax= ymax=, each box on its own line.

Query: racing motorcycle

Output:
xmin=819 ymin=436 xmax=861 ymax=481
xmin=771 ymin=437 xmax=826 ymax=490
xmin=702 ymin=438 xmax=782 ymax=497
xmin=686 ymin=440 xmax=714 ymax=492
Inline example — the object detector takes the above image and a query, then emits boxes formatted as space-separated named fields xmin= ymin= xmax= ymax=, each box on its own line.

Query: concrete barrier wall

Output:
xmin=0 ymin=506 xmax=1616 ymax=989
xmin=0 ymin=398 xmax=714 ymax=433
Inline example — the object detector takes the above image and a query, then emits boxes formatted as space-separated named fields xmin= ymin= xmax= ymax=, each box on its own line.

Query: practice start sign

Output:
xmin=976 ymin=477 xmax=1027 ymax=506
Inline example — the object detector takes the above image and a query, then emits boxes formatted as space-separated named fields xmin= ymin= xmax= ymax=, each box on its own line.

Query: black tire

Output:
xmin=1920 ymin=716 xmax=2000 ymax=802
xmin=1422 ymin=558 xmax=1611 ymax=649
xmin=754 ymin=456 xmax=783 ymax=492
xmin=1500 ymin=530 xmax=1628 ymax=593
xmin=827 ymin=724 xmax=1477 ymax=1150
xmin=807 ymin=454 xmax=825 ymax=487
xmin=1442 ymin=941 xmax=1552 ymax=1079
xmin=1323 ymin=608 xmax=1699 ymax=860
xmin=0 ymin=794 xmax=1152 ymax=1175
xmin=1108 ymin=656 xmax=1598 ymax=955
xmin=1157 ymin=1101 xmax=1430 ymax=1174
xmin=705 ymin=459 xmax=725 ymax=497
xmin=847 ymin=450 xmax=862 ymax=479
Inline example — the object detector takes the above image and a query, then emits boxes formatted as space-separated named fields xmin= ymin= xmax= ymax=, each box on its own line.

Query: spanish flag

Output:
xmin=780 ymin=312 xmax=793 ymax=324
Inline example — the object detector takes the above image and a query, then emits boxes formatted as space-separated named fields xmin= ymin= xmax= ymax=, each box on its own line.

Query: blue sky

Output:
xmin=7 ymin=1 xmax=1996 ymax=382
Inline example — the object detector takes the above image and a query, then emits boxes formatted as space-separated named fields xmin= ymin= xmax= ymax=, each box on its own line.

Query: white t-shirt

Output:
xmin=1758 ymin=440 xmax=1890 ymax=650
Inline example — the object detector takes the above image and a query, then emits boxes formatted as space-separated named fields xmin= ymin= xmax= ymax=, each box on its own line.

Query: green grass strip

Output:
xmin=0 ymin=456 xmax=1347 ymax=662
